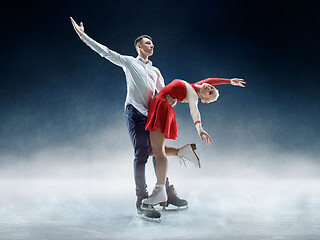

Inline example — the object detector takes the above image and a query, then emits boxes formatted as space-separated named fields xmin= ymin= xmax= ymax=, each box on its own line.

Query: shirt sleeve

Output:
xmin=155 ymin=69 xmax=165 ymax=92
xmin=80 ymin=32 xmax=129 ymax=68
xmin=194 ymin=78 xmax=231 ymax=86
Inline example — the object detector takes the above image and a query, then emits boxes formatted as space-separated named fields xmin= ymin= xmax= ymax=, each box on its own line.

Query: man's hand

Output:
xmin=231 ymin=78 xmax=246 ymax=87
xmin=70 ymin=17 xmax=84 ymax=37
xmin=198 ymin=129 xmax=213 ymax=145
xmin=166 ymin=95 xmax=177 ymax=108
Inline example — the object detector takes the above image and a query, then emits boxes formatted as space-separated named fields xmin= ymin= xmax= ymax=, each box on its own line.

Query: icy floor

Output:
xmin=1 ymin=177 xmax=319 ymax=240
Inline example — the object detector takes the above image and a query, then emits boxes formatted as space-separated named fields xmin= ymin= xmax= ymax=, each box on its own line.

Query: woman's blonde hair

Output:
xmin=201 ymin=89 xmax=219 ymax=103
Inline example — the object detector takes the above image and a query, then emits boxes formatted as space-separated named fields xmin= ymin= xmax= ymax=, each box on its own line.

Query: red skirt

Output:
xmin=146 ymin=97 xmax=177 ymax=140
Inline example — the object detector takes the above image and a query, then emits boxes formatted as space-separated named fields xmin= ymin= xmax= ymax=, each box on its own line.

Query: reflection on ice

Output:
xmin=0 ymin=176 xmax=319 ymax=240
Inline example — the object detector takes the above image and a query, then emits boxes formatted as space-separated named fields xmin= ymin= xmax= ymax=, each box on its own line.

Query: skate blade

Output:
xmin=138 ymin=214 xmax=161 ymax=223
xmin=161 ymin=205 xmax=189 ymax=211
xmin=142 ymin=201 xmax=167 ymax=207
xmin=139 ymin=207 xmax=161 ymax=218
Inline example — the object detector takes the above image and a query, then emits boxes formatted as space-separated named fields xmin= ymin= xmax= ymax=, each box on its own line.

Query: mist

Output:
xmin=1 ymin=119 xmax=320 ymax=239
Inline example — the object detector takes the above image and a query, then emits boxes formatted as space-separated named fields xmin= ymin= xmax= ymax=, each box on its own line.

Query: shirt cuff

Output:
xmin=80 ymin=32 xmax=89 ymax=41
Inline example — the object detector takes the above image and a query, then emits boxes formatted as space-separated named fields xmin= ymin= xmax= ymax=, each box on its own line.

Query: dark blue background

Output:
xmin=1 ymin=0 xmax=319 ymax=158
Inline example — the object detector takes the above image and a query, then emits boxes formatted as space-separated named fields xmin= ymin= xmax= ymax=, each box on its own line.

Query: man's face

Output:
xmin=138 ymin=38 xmax=154 ymax=56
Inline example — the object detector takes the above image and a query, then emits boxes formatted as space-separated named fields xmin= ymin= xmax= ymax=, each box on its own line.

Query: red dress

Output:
xmin=145 ymin=78 xmax=231 ymax=139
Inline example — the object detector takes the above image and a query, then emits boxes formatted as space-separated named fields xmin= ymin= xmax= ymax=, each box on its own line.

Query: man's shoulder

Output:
xmin=123 ymin=55 xmax=135 ymax=60
xmin=150 ymin=64 xmax=161 ymax=72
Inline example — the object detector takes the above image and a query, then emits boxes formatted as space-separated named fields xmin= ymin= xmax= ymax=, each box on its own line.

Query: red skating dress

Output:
xmin=145 ymin=78 xmax=231 ymax=139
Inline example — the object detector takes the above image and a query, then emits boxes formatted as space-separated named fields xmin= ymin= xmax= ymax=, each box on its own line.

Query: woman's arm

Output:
xmin=185 ymin=83 xmax=213 ymax=145
xmin=188 ymin=100 xmax=213 ymax=145
xmin=194 ymin=78 xmax=246 ymax=87
xmin=194 ymin=78 xmax=231 ymax=86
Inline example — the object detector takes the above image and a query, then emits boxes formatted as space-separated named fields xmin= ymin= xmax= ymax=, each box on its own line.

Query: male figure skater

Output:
xmin=70 ymin=17 xmax=198 ymax=217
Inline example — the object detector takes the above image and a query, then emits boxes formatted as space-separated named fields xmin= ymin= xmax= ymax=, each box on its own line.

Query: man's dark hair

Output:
xmin=134 ymin=35 xmax=152 ymax=48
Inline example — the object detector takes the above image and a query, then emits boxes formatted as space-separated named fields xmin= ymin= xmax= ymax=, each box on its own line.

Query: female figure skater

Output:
xmin=142 ymin=77 xmax=246 ymax=206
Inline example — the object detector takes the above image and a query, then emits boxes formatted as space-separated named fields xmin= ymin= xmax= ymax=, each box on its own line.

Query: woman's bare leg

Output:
xmin=149 ymin=130 xmax=168 ymax=185
xmin=149 ymin=145 xmax=178 ymax=157
xmin=164 ymin=146 xmax=178 ymax=156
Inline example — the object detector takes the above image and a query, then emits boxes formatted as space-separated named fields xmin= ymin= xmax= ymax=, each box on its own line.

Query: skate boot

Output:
xmin=136 ymin=194 xmax=161 ymax=219
xmin=166 ymin=185 xmax=188 ymax=209
xmin=136 ymin=193 xmax=148 ymax=214
xmin=177 ymin=144 xmax=201 ymax=168
xmin=142 ymin=184 xmax=167 ymax=206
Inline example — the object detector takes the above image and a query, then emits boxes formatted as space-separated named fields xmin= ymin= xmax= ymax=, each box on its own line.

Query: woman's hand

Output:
xmin=198 ymin=129 xmax=213 ymax=145
xmin=70 ymin=17 xmax=84 ymax=37
xmin=231 ymin=78 xmax=246 ymax=87
xmin=166 ymin=95 xmax=177 ymax=108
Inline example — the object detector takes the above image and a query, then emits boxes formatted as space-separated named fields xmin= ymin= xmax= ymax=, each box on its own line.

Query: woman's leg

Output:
xmin=149 ymin=130 xmax=168 ymax=185
xmin=149 ymin=145 xmax=178 ymax=157
xmin=164 ymin=146 xmax=179 ymax=156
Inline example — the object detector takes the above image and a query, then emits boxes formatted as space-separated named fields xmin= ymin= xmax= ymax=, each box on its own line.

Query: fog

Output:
xmin=1 ymin=123 xmax=319 ymax=240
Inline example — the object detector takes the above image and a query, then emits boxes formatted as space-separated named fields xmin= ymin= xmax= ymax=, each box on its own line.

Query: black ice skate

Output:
xmin=136 ymin=194 xmax=161 ymax=220
xmin=163 ymin=185 xmax=188 ymax=211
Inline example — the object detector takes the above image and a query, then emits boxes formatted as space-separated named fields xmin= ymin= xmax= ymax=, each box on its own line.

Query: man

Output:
xmin=70 ymin=17 xmax=199 ymax=216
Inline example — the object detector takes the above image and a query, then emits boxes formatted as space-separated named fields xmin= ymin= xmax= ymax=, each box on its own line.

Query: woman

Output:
xmin=142 ymin=77 xmax=246 ymax=206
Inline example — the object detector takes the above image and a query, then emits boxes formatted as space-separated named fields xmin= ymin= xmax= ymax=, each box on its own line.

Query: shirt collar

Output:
xmin=136 ymin=55 xmax=153 ymax=66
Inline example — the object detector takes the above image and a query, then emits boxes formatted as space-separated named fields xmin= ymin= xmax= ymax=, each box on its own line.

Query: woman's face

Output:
xmin=199 ymin=83 xmax=217 ymax=102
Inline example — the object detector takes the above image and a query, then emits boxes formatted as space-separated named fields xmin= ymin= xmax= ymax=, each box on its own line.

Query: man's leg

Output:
xmin=125 ymin=105 xmax=150 ymax=211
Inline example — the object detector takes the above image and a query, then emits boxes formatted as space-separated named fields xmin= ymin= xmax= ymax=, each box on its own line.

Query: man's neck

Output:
xmin=139 ymin=53 xmax=150 ymax=64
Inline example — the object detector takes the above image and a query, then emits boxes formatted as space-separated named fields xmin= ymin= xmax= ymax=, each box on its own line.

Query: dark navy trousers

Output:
xmin=125 ymin=104 xmax=169 ymax=198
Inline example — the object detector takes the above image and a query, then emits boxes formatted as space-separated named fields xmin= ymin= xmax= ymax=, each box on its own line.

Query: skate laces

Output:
xmin=149 ymin=185 xmax=161 ymax=198
xmin=179 ymin=157 xmax=187 ymax=167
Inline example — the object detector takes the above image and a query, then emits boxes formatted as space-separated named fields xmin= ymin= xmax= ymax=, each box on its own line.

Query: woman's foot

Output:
xmin=142 ymin=184 xmax=167 ymax=206
xmin=177 ymin=144 xmax=201 ymax=168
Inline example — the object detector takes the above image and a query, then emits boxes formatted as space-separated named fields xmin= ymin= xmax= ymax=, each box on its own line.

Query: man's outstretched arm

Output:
xmin=70 ymin=17 xmax=84 ymax=37
xmin=70 ymin=17 xmax=128 ymax=67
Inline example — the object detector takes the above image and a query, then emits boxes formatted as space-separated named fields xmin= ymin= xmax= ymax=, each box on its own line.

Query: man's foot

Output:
xmin=177 ymin=144 xmax=200 ymax=168
xmin=140 ymin=205 xmax=161 ymax=218
xmin=166 ymin=184 xmax=188 ymax=207
xmin=136 ymin=194 xmax=161 ymax=218
xmin=136 ymin=193 xmax=148 ymax=214
xmin=142 ymin=184 xmax=167 ymax=206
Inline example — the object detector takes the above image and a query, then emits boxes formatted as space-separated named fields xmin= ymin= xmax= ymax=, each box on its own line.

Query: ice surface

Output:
xmin=1 ymin=128 xmax=319 ymax=240
xmin=1 ymin=175 xmax=319 ymax=240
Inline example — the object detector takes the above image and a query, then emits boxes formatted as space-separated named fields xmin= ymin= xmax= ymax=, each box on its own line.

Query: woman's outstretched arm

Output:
xmin=194 ymin=78 xmax=246 ymax=87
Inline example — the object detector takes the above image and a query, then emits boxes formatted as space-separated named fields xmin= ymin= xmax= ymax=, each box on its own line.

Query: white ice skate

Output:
xmin=177 ymin=144 xmax=201 ymax=168
xmin=142 ymin=184 xmax=168 ymax=206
